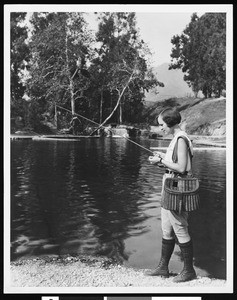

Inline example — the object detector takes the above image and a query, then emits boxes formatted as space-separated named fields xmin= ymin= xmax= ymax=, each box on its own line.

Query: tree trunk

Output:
xmin=202 ymin=87 xmax=207 ymax=99
xmin=100 ymin=88 xmax=103 ymax=124
xmin=54 ymin=103 xmax=58 ymax=129
xmin=70 ymin=79 xmax=75 ymax=116
xmin=90 ymin=71 xmax=134 ymax=136
xmin=119 ymin=101 xmax=122 ymax=124
xmin=65 ymin=27 xmax=75 ymax=116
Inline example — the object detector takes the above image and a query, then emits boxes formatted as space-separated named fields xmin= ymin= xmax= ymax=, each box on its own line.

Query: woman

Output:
xmin=146 ymin=107 xmax=196 ymax=283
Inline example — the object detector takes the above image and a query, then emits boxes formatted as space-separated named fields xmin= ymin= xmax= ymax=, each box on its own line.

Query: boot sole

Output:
xmin=145 ymin=272 xmax=169 ymax=277
xmin=173 ymin=274 xmax=197 ymax=283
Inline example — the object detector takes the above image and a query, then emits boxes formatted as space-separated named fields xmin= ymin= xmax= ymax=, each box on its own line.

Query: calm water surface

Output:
xmin=10 ymin=138 xmax=226 ymax=279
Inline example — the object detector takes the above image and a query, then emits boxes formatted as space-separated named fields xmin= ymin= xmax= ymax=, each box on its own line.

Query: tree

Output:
xmin=10 ymin=12 xmax=29 ymax=119
xmin=89 ymin=12 xmax=162 ymax=129
xmin=25 ymin=12 xmax=94 ymax=129
xmin=169 ymin=13 xmax=226 ymax=98
xmin=21 ymin=11 xmax=163 ymax=131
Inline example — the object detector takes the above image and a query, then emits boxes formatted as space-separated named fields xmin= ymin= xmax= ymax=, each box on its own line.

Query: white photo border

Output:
xmin=4 ymin=3 xmax=233 ymax=294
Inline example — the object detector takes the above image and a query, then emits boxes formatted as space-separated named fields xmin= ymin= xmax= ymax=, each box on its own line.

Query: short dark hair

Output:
xmin=159 ymin=107 xmax=181 ymax=127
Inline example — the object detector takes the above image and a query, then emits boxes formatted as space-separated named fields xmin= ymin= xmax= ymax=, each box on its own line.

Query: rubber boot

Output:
xmin=173 ymin=239 xmax=197 ymax=283
xmin=145 ymin=238 xmax=175 ymax=277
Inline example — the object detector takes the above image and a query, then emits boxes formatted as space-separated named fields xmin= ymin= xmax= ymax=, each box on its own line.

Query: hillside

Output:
xmin=145 ymin=96 xmax=226 ymax=137
xmin=145 ymin=63 xmax=195 ymax=104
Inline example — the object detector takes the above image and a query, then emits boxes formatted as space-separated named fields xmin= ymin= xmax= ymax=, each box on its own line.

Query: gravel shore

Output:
xmin=10 ymin=255 xmax=226 ymax=288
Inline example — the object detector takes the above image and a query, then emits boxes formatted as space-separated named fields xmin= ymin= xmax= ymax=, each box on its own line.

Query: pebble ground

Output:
xmin=10 ymin=255 xmax=226 ymax=288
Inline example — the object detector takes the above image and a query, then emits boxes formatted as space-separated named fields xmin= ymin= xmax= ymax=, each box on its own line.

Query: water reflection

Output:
xmin=10 ymin=139 xmax=226 ymax=279
xmin=190 ymin=150 xmax=226 ymax=279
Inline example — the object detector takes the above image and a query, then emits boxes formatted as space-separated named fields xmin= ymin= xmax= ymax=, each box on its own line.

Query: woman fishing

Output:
xmin=146 ymin=107 xmax=197 ymax=283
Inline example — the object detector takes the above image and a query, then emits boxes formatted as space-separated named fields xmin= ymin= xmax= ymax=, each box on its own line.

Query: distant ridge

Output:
xmin=145 ymin=63 xmax=194 ymax=102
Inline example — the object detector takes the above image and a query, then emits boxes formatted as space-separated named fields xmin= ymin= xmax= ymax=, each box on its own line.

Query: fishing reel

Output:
xmin=148 ymin=152 xmax=165 ymax=168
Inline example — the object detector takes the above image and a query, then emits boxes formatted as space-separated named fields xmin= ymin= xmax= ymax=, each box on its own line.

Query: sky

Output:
xmin=10 ymin=4 xmax=232 ymax=68
xmin=135 ymin=13 xmax=195 ymax=66
xmin=85 ymin=11 xmax=196 ymax=67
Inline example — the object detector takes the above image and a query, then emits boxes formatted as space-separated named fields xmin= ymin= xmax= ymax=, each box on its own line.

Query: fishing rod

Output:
xmin=56 ymin=104 xmax=154 ymax=154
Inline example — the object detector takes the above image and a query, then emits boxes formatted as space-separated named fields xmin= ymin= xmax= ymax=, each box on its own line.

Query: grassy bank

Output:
xmin=146 ymin=96 xmax=226 ymax=136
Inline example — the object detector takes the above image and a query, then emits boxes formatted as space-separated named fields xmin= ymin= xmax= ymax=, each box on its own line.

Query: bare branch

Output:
xmin=71 ymin=67 xmax=80 ymax=80
xmin=90 ymin=69 xmax=135 ymax=135
xmin=117 ymin=68 xmax=132 ymax=75
xmin=42 ymin=71 xmax=55 ymax=78
xmin=74 ymin=96 xmax=84 ymax=101
xmin=73 ymin=89 xmax=83 ymax=97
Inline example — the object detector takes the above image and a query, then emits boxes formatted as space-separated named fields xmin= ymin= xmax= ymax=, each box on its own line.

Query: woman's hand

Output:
xmin=153 ymin=151 xmax=165 ymax=159
xmin=148 ymin=155 xmax=162 ymax=165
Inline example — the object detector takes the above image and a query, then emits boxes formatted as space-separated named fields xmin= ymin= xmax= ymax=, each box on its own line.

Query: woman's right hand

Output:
xmin=149 ymin=155 xmax=161 ymax=165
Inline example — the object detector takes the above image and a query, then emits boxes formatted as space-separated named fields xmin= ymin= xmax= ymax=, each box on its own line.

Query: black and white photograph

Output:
xmin=4 ymin=3 xmax=233 ymax=295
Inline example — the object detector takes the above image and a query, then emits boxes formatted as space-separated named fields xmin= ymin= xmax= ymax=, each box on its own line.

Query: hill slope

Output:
xmin=145 ymin=96 xmax=226 ymax=136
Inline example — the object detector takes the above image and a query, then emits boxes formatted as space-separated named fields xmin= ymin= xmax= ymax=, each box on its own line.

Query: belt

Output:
xmin=165 ymin=170 xmax=188 ymax=175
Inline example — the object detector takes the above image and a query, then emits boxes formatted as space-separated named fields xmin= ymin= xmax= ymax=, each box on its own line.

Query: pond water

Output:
xmin=10 ymin=138 xmax=226 ymax=279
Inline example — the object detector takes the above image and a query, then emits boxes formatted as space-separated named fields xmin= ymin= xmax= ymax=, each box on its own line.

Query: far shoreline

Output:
xmin=10 ymin=133 xmax=226 ymax=147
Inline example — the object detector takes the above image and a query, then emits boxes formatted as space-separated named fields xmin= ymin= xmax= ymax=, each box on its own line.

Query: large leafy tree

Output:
xmin=21 ymin=11 xmax=163 ymax=131
xmin=10 ymin=12 xmax=29 ymax=119
xmin=25 ymin=12 xmax=94 ymax=128
xmin=169 ymin=13 xmax=226 ymax=98
xmin=89 ymin=12 xmax=161 ymax=127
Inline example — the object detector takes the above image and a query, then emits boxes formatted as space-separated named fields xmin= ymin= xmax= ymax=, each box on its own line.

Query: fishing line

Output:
xmin=56 ymin=104 xmax=154 ymax=154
